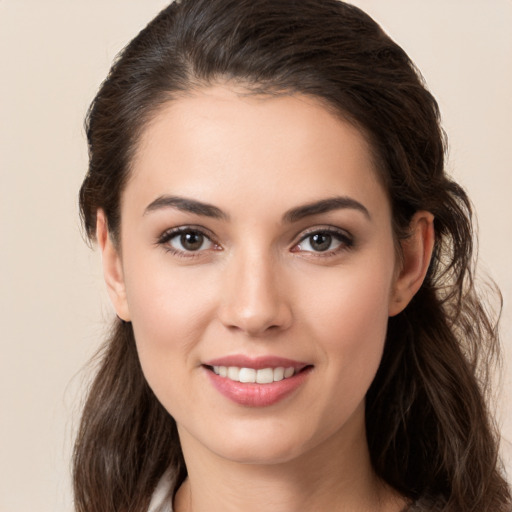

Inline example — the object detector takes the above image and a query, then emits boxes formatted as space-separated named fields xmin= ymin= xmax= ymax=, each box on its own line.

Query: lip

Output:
xmin=203 ymin=355 xmax=312 ymax=407
xmin=203 ymin=355 xmax=308 ymax=370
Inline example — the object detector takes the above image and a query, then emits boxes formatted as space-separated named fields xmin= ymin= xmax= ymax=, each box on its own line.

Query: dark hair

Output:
xmin=75 ymin=1 xmax=511 ymax=511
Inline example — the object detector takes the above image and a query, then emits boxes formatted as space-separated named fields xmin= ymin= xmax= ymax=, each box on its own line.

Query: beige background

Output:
xmin=1 ymin=1 xmax=510 ymax=510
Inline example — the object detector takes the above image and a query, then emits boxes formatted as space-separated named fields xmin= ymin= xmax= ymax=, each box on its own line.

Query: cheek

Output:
xmin=124 ymin=264 xmax=222 ymax=421
xmin=121 ymin=250 xmax=219 ymax=373
xmin=294 ymin=265 xmax=393 ymax=448
xmin=336 ymin=273 xmax=389 ymax=348
xmin=299 ymin=255 xmax=395 ymax=390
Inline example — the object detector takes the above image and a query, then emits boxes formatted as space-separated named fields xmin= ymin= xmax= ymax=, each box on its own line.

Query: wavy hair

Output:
xmin=75 ymin=1 xmax=511 ymax=510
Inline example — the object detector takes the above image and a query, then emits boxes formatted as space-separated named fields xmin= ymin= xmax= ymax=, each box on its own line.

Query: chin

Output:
xmin=200 ymin=418 xmax=329 ymax=466
xmin=215 ymin=439 xmax=307 ymax=466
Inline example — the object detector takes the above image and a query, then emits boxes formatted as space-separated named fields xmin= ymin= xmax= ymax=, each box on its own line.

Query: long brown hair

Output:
xmin=75 ymin=1 xmax=511 ymax=510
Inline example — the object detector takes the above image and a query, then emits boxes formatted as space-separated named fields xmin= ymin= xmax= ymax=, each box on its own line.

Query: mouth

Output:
xmin=202 ymin=357 xmax=313 ymax=407
xmin=205 ymin=365 xmax=307 ymax=384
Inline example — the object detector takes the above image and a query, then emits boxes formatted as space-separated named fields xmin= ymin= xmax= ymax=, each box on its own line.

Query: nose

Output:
xmin=218 ymin=249 xmax=293 ymax=337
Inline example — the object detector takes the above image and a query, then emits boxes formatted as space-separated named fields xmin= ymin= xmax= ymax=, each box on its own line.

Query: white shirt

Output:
xmin=148 ymin=467 xmax=174 ymax=512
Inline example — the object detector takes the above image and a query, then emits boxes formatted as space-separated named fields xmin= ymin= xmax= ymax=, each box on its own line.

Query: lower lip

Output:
xmin=204 ymin=367 xmax=312 ymax=407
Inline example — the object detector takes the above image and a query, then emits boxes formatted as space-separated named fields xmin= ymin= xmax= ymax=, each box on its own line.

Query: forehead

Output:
xmin=125 ymin=85 xmax=388 ymax=219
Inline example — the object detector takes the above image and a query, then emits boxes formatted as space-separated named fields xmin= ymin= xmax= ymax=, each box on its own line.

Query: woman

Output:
xmin=74 ymin=0 xmax=511 ymax=510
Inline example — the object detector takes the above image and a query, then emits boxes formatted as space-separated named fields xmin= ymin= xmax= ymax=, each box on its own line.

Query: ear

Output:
xmin=388 ymin=211 xmax=435 ymax=317
xmin=96 ymin=210 xmax=131 ymax=321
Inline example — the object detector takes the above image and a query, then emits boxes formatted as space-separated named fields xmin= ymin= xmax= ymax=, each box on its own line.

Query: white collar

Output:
xmin=148 ymin=467 xmax=174 ymax=512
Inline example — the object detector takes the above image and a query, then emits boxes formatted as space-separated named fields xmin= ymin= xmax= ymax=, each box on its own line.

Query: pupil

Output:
xmin=181 ymin=232 xmax=203 ymax=251
xmin=311 ymin=233 xmax=331 ymax=251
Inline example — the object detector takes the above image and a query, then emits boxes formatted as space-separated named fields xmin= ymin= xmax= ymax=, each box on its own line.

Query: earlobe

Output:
xmin=389 ymin=211 xmax=435 ymax=317
xmin=96 ymin=210 xmax=131 ymax=321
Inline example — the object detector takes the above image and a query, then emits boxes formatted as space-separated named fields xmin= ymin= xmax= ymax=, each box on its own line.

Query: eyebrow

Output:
xmin=143 ymin=194 xmax=370 ymax=223
xmin=144 ymin=195 xmax=228 ymax=220
xmin=282 ymin=196 xmax=371 ymax=223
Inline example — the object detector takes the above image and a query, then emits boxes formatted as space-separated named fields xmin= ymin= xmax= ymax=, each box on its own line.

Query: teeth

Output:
xmin=256 ymin=368 xmax=273 ymax=384
xmin=273 ymin=367 xmax=284 ymax=382
xmin=239 ymin=368 xmax=256 ymax=383
xmin=211 ymin=366 xmax=297 ymax=383
xmin=284 ymin=367 xmax=295 ymax=378
xmin=227 ymin=366 xmax=240 ymax=380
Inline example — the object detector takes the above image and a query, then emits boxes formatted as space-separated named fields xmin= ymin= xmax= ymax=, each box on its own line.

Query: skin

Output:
xmin=98 ymin=85 xmax=434 ymax=512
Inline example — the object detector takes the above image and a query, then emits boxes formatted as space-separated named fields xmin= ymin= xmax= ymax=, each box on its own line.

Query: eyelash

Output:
xmin=292 ymin=227 xmax=354 ymax=256
xmin=156 ymin=226 xmax=354 ymax=258
xmin=157 ymin=226 xmax=220 ymax=258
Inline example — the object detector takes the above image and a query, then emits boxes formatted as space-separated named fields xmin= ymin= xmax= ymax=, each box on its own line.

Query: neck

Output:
xmin=174 ymin=408 xmax=404 ymax=512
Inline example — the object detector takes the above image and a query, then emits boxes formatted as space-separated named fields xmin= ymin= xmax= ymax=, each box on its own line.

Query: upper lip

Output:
xmin=203 ymin=355 xmax=310 ymax=370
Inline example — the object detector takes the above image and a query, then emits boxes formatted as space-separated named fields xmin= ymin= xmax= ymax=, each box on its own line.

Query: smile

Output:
xmin=211 ymin=366 xmax=296 ymax=384
xmin=203 ymin=357 xmax=313 ymax=407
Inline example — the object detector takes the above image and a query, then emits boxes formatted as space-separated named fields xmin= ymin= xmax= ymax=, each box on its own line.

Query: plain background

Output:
xmin=1 ymin=1 xmax=511 ymax=510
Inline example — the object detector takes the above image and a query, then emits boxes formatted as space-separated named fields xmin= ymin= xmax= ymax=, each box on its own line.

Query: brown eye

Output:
xmin=293 ymin=229 xmax=353 ymax=254
xmin=309 ymin=233 xmax=332 ymax=252
xmin=164 ymin=229 xmax=215 ymax=253
xmin=180 ymin=231 xmax=205 ymax=251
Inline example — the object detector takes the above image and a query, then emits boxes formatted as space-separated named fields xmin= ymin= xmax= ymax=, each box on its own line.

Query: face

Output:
xmin=101 ymin=85 xmax=431 ymax=466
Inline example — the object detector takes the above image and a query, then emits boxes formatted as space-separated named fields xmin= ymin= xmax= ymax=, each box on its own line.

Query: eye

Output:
xmin=170 ymin=231 xmax=210 ymax=251
xmin=292 ymin=229 xmax=353 ymax=254
xmin=158 ymin=227 xmax=218 ymax=255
